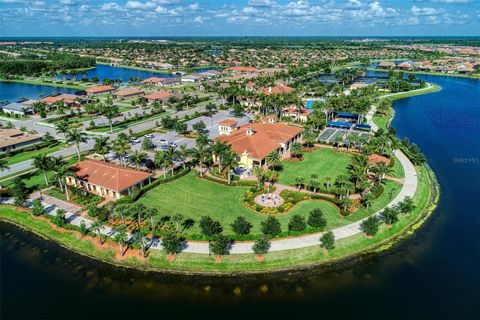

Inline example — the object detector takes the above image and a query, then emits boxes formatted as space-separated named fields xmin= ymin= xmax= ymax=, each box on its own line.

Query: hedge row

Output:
xmin=0 ymin=140 xmax=59 ymax=159
xmin=87 ymin=109 xmax=166 ymax=130
xmin=198 ymin=172 xmax=258 ymax=187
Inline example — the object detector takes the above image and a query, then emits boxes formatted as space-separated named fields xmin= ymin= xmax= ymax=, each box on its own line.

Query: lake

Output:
xmin=63 ymin=64 xmax=175 ymax=82
xmin=0 ymin=81 xmax=78 ymax=103
xmin=1 ymin=74 xmax=480 ymax=320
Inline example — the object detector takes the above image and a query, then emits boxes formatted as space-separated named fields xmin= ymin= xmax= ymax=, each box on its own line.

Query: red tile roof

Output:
xmin=143 ymin=77 xmax=164 ymax=83
xmin=144 ymin=91 xmax=171 ymax=100
xmin=218 ymin=123 xmax=303 ymax=161
xmin=71 ymin=160 xmax=152 ymax=192
xmin=226 ymin=66 xmax=258 ymax=73
xmin=218 ymin=119 xmax=238 ymax=126
xmin=114 ymin=88 xmax=144 ymax=97
xmin=262 ymin=84 xmax=295 ymax=95
xmin=283 ymin=108 xmax=313 ymax=116
xmin=86 ymin=85 xmax=116 ymax=94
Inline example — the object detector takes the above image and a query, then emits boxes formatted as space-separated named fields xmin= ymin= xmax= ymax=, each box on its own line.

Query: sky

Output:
xmin=0 ymin=0 xmax=479 ymax=37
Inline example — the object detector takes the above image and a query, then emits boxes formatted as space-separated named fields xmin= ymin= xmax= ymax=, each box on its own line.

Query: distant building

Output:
xmin=1 ymin=102 xmax=34 ymax=116
xmin=218 ymin=119 xmax=238 ymax=135
xmin=282 ymin=107 xmax=312 ymax=122
xmin=181 ymin=75 xmax=202 ymax=83
xmin=66 ymin=159 xmax=153 ymax=199
xmin=143 ymin=91 xmax=183 ymax=104
xmin=113 ymin=88 xmax=144 ymax=100
xmin=0 ymin=129 xmax=42 ymax=152
xmin=85 ymin=85 xmax=116 ymax=96
xmin=261 ymin=84 xmax=295 ymax=95
xmin=377 ymin=61 xmax=396 ymax=69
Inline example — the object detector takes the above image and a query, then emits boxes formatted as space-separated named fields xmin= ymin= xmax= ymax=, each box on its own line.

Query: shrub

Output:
xmin=209 ymin=234 xmax=230 ymax=256
xmin=79 ymin=220 xmax=89 ymax=235
xmin=261 ymin=216 xmax=282 ymax=237
xmin=31 ymin=199 xmax=44 ymax=216
xmin=252 ymin=235 xmax=271 ymax=256
xmin=320 ymin=231 xmax=335 ymax=251
xmin=288 ymin=214 xmax=307 ymax=232
xmin=360 ymin=216 xmax=380 ymax=236
xmin=381 ymin=207 xmax=400 ymax=225
xmin=230 ymin=216 xmax=252 ymax=235
xmin=199 ymin=215 xmax=223 ymax=237
xmin=161 ymin=232 xmax=183 ymax=254
xmin=307 ymin=208 xmax=327 ymax=230
xmin=52 ymin=209 xmax=66 ymax=227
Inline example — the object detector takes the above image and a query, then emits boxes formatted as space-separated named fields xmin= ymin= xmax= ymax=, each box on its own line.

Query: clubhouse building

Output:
xmin=217 ymin=121 xmax=303 ymax=169
xmin=66 ymin=159 xmax=152 ymax=199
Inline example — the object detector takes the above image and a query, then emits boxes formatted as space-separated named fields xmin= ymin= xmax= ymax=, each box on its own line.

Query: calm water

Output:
xmin=64 ymin=64 xmax=174 ymax=82
xmin=1 ymin=74 xmax=480 ymax=319
xmin=0 ymin=82 xmax=78 ymax=102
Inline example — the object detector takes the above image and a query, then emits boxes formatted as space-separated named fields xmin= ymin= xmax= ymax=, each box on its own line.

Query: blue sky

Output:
xmin=1 ymin=0 xmax=479 ymax=37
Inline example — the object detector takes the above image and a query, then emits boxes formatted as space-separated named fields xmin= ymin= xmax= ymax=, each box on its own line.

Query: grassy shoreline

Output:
xmin=369 ymin=67 xmax=480 ymax=80
xmin=0 ymin=78 xmax=88 ymax=90
xmin=0 ymin=162 xmax=439 ymax=274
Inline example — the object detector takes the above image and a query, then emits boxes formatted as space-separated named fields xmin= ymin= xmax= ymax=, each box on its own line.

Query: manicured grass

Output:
xmin=390 ymin=156 xmax=405 ymax=179
xmin=0 ymin=206 xmax=116 ymax=261
xmin=0 ymin=164 xmax=437 ymax=273
xmin=1 ymin=156 xmax=79 ymax=190
xmin=4 ymin=142 xmax=66 ymax=166
xmin=373 ymin=114 xmax=390 ymax=130
xmin=278 ymin=147 xmax=352 ymax=186
xmin=345 ymin=180 xmax=402 ymax=222
xmin=137 ymin=171 xmax=343 ymax=236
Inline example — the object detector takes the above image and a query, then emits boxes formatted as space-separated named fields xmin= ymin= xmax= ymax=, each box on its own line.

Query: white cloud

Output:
xmin=101 ymin=2 xmax=124 ymax=11
xmin=411 ymin=5 xmax=442 ymax=15
xmin=188 ymin=3 xmax=199 ymax=11
xmin=248 ymin=0 xmax=277 ymax=7
xmin=124 ymin=1 xmax=156 ymax=10
xmin=193 ymin=15 xmax=209 ymax=23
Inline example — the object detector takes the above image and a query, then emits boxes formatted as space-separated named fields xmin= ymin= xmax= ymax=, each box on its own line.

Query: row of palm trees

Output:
xmin=32 ymin=154 xmax=73 ymax=200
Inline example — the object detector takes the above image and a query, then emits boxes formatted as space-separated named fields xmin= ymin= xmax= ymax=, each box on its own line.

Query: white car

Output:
xmin=145 ymin=134 xmax=154 ymax=139
xmin=159 ymin=139 xmax=168 ymax=144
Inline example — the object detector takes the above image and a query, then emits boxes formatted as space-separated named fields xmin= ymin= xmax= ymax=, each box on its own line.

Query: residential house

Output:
xmin=113 ymin=88 xmax=144 ymax=100
xmin=85 ymin=85 xmax=116 ymax=96
xmin=282 ymin=107 xmax=313 ymax=122
xmin=217 ymin=122 xmax=303 ymax=169
xmin=1 ymin=103 xmax=34 ymax=116
xmin=65 ymin=159 xmax=153 ymax=199
xmin=0 ymin=129 xmax=42 ymax=152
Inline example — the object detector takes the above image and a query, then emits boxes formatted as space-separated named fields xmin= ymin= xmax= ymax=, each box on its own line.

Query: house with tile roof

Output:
xmin=65 ymin=159 xmax=153 ymax=199
xmin=217 ymin=122 xmax=303 ymax=169
xmin=85 ymin=85 xmax=116 ymax=96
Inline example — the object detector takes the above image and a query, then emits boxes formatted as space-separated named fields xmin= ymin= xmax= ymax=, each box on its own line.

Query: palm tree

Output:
xmin=113 ymin=225 xmax=128 ymax=256
xmin=129 ymin=203 xmax=147 ymax=229
xmin=303 ymin=129 xmax=317 ymax=147
xmin=93 ymin=136 xmax=110 ymax=161
xmin=194 ymin=134 xmax=210 ymax=176
xmin=32 ymin=154 xmax=52 ymax=186
xmin=295 ymin=176 xmax=305 ymax=190
xmin=101 ymin=102 xmax=119 ymax=134
xmin=266 ymin=151 xmax=281 ymax=170
xmin=154 ymin=151 xmax=168 ymax=178
xmin=372 ymin=163 xmax=392 ymax=185
xmin=113 ymin=139 xmax=128 ymax=166
xmin=113 ymin=204 xmax=129 ymax=225
xmin=178 ymin=144 xmax=188 ymax=170
xmin=264 ymin=170 xmax=279 ymax=194
xmin=211 ymin=140 xmax=228 ymax=173
xmin=253 ymin=166 xmax=265 ymax=189
xmin=55 ymin=120 xmax=70 ymax=140
xmin=0 ymin=158 xmax=9 ymax=172
xmin=129 ymin=150 xmax=147 ymax=169
xmin=66 ymin=127 xmax=87 ymax=162
xmin=90 ymin=220 xmax=106 ymax=244
xmin=290 ymin=142 xmax=303 ymax=159
xmin=50 ymin=156 xmax=72 ymax=200
xmin=221 ymin=149 xmax=238 ymax=184
xmin=164 ymin=146 xmax=179 ymax=176
xmin=144 ymin=208 xmax=158 ymax=231
xmin=171 ymin=213 xmax=184 ymax=232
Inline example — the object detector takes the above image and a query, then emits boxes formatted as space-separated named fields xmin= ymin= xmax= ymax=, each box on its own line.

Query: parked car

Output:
xmin=159 ymin=139 xmax=167 ymax=144
xmin=130 ymin=139 xmax=141 ymax=143
xmin=169 ymin=142 xmax=178 ymax=148
xmin=145 ymin=134 xmax=155 ymax=139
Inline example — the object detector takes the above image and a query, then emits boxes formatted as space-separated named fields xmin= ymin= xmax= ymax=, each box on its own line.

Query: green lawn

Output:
xmin=137 ymin=171 xmax=344 ymax=237
xmin=279 ymin=148 xmax=352 ymax=186
xmin=1 ymin=156 xmax=79 ymax=190
xmin=4 ymin=142 xmax=66 ymax=166
xmin=390 ymin=156 xmax=405 ymax=179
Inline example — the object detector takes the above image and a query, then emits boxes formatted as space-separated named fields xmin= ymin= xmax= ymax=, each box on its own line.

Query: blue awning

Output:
xmin=327 ymin=121 xmax=352 ymax=128
xmin=337 ymin=112 xmax=358 ymax=119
